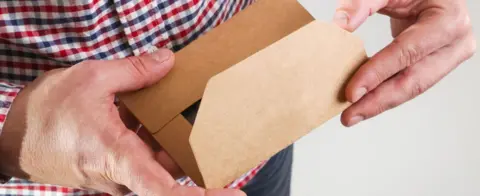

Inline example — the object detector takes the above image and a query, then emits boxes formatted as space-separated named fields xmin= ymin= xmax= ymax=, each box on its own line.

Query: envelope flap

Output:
xmin=189 ymin=21 xmax=368 ymax=189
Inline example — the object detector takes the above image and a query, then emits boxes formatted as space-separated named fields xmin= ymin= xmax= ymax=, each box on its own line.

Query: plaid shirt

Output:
xmin=0 ymin=0 xmax=266 ymax=195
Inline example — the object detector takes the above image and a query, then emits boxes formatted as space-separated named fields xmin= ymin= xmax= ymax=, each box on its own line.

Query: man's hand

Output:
xmin=333 ymin=0 xmax=476 ymax=126
xmin=0 ymin=49 xmax=245 ymax=196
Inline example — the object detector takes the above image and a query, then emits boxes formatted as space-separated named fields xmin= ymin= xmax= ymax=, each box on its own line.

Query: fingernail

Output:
xmin=348 ymin=116 xmax=364 ymax=126
xmin=352 ymin=87 xmax=367 ymax=102
xmin=333 ymin=10 xmax=349 ymax=26
xmin=148 ymin=48 xmax=173 ymax=63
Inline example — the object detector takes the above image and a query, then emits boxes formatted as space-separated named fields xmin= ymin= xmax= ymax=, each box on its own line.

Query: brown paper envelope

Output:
xmin=118 ymin=0 xmax=367 ymax=189
xmin=118 ymin=0 xmax=314 ymax=136
xmin=190 ymin=20 xmax=367 ymax=188
xmin=118 ymin=0 xmax=315 ymax=188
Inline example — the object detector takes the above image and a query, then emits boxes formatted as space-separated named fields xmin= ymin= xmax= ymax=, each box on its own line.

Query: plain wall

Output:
xmin=291 ymin=1 xmax=480 ymax=196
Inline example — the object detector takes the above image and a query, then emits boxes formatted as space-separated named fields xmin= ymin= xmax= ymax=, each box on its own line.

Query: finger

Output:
xmin=111 ymin=130 xmax=245 ymax=196
xmin=333 ymin=0 xmax=388 ymax=32
xmin=133 ymin=124 xmax=184 ymax=179
xmin=333 ymin=0 xmax=421 ymax=32
xmin=171 ymin=187 xmax=247 ymax=196
xmin=93 ymin=48 xmax=174 ymax=94
xmin=118 ymin=103 xmax=184 ymax=178
xmin=341 ymin=32 xmax=476 ymax=126
xmin=200 ymin=189 xmax=246 ymax=196
xmin=156 ymin=151 xmax=185 ymax=179
xmin=108 ymin=130 xmax=175 ymax=195
xmin=345 ymin=11 xmax=461 ymax=103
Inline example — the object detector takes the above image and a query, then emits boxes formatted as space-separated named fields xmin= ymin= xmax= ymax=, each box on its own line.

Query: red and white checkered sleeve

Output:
xmin=0 ymin=81 xmax=24 ymax=137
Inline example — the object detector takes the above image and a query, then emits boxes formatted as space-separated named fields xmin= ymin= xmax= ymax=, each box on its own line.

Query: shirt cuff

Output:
xmin=0 ymin=81 xmax=23 ymax=183
xmin=0 ymin=81 xmax=24 ymax=137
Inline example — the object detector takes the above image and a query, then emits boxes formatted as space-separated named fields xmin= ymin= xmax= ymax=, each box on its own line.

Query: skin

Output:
xmin=0 ymin=49 xmax=244 ymax=196
xmin=334 ymin=0 xmax=476 ymax=127
xmin=0 ymin=0 xmax=476 ymax=195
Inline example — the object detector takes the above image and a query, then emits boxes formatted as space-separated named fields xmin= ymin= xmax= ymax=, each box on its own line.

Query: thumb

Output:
xmin=333 ymin=0 xmax=388 ymax=32
xmin=100 ymin=48 xmax=175 ymax=93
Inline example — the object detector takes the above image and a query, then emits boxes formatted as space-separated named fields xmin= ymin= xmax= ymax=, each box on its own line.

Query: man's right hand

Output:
xmin=0 ymin=49 xmax=245 ymax=196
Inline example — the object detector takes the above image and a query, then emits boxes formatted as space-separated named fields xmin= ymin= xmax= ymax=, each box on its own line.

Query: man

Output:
xmin=0 ymin=0 xmax=475 ymax=195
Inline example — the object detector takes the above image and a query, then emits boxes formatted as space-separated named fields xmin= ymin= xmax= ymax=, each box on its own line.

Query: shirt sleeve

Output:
xmin=0 ymin=81 xmax=24 ymax=137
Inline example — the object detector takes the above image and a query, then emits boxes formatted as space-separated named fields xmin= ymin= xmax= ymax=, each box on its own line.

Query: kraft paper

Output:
xmin=119 ymin=0 xmax=367 ymax=189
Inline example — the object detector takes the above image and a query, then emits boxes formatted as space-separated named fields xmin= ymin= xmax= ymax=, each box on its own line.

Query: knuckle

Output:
xmin=443 ymin=6 xmax=472 ymax=37
xmin=368 ymin=90 xmax=399 ymax=116
xmin=453 ymin=12 xmax=472 ymax=33
xmin=103 ymin=129 xmax=137 ymax=181
xmin=75 ymin=153 xmax=94 ymax=185
xmin=396 ymin=40 xmax=422 ymax=68
xmin=360 ymin=89 xmax=386 ymax=118
xmin=385 ymin=101 xmax=399 ymax=112
xmin=112 ymin=129 xmax=152 ymax=170
xmin=382 ymin=94 xmax=400 ymax=112
xmin=410 ymin=81 xmax=426 ymax=97
xmin=368 ymin=66 xmax=387 ymax=85
xmin=103 ymin=161 xmax=120 ymax=185
xmin=373 ymin=103 xmax=387 ymax=116
xmin=105 ymin=128 xmax=156 ymax=190
xmin=366 ymin=90 xmax=389 ymax=116
xmin=399 ymin=70 xmax=427 ymax=98
xmin=126 ymin=56 xmax=150 ymax=82
xmin=81 ymin=60 xmax=105 ymax=84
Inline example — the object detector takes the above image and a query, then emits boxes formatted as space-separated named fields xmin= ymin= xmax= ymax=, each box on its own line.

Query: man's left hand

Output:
xmin=334 ymin=0 xmax=477 ymax=126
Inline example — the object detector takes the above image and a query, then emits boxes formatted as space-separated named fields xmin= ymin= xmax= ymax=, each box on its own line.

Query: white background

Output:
xmin=291 ymin=1 xmax=480 ymax=196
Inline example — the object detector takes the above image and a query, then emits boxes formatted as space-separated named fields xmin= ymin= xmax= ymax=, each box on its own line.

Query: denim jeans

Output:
xmin=241 ymin=145 xmax=293 ymax=196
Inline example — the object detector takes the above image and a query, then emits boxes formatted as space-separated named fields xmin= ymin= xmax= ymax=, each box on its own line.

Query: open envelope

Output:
xmin=118 ymin=0 xmax=368 ymax=189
